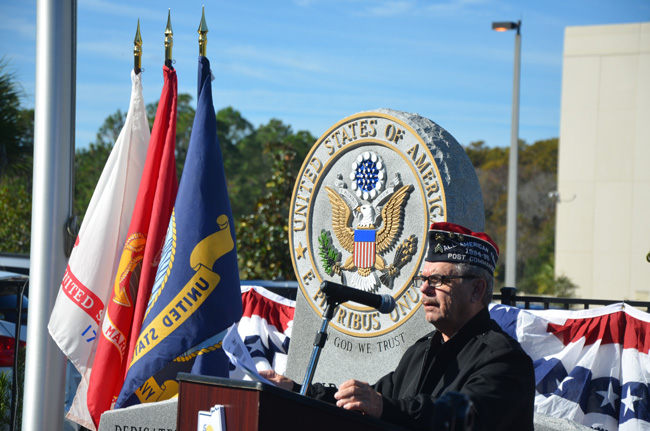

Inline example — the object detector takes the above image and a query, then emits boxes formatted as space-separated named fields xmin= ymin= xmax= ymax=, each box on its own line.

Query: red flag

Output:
xmin=87 ymin=65 xmax=179 ymax=427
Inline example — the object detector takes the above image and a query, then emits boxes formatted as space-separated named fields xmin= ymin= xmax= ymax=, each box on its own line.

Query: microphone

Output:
xmin=320 ymin=281 xmax=396 ymax=314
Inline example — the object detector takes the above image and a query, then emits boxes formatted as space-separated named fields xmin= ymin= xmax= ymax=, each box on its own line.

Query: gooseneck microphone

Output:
xmin=320 ymin=281 xmax=396 ymax=314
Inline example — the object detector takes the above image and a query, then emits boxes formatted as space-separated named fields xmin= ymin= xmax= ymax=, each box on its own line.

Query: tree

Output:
xmin=0 ymin=60 xmax=33 ymax=180
xmin=1 ymin=69 xmax=574 ymax=296
xmin=0 ymin=60 xmax=33 ymax=254
xmin=215 ymin=113 xmax=313 ymax=221
xmin=74 ymin=94 xmax=197 ymax=221
xmin=216 ymin=107 xmax=255 ymax=219
xmin=465 ymin=141 xmax=508 ymax=281
xmin=73 ymin=142 xmax=113 ymax=220
xmin=174 ymin=94 xmax=196 ymax=180
xmin=146 ymin=93 xmax=196 ymax=180
xmin=92 ymin=109 xmax=126 ymax=148
xmin=72 ymin=104 xmax=314 ymax=239
xmin=0 ymin=176 xmax=31 ymax=254
xmin=0 ymin=346 xmax=25 ymax=431
xmin=3 ymin=64 xmax=573 ymax=295
xmin=464 ymin=138 xmax=576 ymax=296
xmin=73 ymin=107 xmax=130 ymax=220
xmin=515 ymin=138 xmax=575 ymax=296
xmin=235 ymin=119 xmax=314 ymax=280
xmin=217 ymin=106 xmax=254 ymax=151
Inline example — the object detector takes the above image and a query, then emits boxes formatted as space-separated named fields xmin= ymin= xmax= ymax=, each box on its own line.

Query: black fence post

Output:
xmin=500 ymin=287 xmax=517 ymax=306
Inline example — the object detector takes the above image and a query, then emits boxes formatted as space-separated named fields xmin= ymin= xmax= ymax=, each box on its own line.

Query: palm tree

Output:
xmin=0 ymin=59 xmax=33 ymax=181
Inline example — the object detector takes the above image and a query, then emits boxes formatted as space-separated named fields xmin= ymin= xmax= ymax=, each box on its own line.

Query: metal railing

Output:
xmin=493 ymin=287 xmax=650 ymax=312
xmin=246 ymin=281 xmax=650 ymax=313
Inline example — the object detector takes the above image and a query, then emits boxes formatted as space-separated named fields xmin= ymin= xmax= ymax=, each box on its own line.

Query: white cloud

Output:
xmin=80 ymin=0 xmax=157 ymax=19
xmin=77 ymin=40 xmax=132 ymax=64
xmin=223 ymin=44 xmax=325 ymax=73
xmin=365 ymin=1 xmax=416 ymax=16
xmin=294 ymin=0 xmax=319 ymax=6
xmin=0 ymin=12 xmax=36 ymax=39
xmin=424 ymin=0 xmax=493 ymax=16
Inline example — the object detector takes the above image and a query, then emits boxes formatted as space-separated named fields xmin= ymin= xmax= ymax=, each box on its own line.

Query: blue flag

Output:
xmin=115 ymin=56 xmax=243 ymax=408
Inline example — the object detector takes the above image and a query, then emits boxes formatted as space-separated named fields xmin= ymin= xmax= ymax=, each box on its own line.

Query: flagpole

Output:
xmin=23 ymin=0 xmax=76 ymax=430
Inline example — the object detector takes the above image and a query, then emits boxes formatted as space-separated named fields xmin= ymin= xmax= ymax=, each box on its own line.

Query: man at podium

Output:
xmin=262 ymin=222 xmax=535 ymax=431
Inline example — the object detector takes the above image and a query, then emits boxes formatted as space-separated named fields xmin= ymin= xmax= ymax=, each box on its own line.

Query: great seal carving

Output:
xmin=290 ymin=111 xmax=461 ymax=338
xmin=286 ymin=109 xmax=485 ymax=385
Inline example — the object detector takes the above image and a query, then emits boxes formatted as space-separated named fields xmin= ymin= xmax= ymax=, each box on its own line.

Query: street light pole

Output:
xmin=492 ymin=20 xmax=521 ymax=288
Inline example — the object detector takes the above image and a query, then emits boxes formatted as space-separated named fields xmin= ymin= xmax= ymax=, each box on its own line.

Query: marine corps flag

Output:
xmin=86 ymin=65 xmax=179 ymax=428
xmin=115 ymin=55 xmax=243 ymax=409
xmin=48 ymin=71 xmax=150 ymax=427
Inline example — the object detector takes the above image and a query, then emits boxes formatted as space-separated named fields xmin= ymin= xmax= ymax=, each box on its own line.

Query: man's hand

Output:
xmin=334 ymin=379 xmax=383 ymax=418
xmin=258 ymin=369 xmax=295 ymax=391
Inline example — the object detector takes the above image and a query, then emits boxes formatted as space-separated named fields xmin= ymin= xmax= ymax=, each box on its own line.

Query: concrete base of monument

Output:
xmin=97 ymin=398 xmax=178 ymax=431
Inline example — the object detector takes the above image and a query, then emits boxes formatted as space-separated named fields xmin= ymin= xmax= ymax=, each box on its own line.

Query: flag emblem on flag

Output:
xmin=129 ymin=212 xmax=234 ymax=365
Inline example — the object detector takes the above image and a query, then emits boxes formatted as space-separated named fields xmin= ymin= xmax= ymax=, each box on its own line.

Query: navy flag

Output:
xmin=115 ymin=56 xmax=243 ymax=408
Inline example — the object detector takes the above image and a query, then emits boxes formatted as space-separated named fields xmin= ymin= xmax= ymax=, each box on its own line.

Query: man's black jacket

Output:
xmin=310 ymin=307 xmax=535 ymax=430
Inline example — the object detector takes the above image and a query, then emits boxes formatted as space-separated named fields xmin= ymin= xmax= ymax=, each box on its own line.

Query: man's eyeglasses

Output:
xmin=411 ymin=274 xmax=478 ymax=289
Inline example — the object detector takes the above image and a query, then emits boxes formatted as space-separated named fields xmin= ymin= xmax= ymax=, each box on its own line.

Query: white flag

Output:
xmin=47 ymin=70 xmax=150 ymax=428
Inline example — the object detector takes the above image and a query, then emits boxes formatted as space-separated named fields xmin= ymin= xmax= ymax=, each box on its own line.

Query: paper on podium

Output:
xmin=197 ymin=404 xmax=225 ymax=431
xmin=222 ymin=323 xmax=274 ymax=385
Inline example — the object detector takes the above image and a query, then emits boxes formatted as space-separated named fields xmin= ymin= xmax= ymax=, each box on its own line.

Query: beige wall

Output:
xmin=555 ymin=22 xmax=650 ymax=301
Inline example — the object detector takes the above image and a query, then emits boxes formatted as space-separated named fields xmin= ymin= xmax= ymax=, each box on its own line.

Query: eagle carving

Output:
xmin=324 ymin=184 xmax=412 ymax=292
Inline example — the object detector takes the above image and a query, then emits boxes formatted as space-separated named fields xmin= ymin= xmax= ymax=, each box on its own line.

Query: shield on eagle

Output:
xmin=354 ymin=229 xmax=376 ymax=268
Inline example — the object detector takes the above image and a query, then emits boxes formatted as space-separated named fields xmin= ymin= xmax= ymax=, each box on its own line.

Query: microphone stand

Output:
xmin=300 ymin=299 xmax=337 ymax=396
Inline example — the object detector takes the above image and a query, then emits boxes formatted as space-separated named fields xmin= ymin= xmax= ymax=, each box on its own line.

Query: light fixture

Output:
xmin=492 ymin=21 xmax=519 ymax=32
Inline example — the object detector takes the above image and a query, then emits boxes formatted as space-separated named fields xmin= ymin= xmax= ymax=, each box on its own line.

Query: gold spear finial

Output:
xmin=164 ymin=9 xmax=173 ymax=68
xmin=198 ymin=6 xmax=208 ymax=57
xmin=134 ymin=19 xmax=142 ymax=73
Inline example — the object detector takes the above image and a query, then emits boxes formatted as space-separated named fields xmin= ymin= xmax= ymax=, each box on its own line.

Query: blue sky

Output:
xmin=1 ymin=0 xmax=648 ymax=149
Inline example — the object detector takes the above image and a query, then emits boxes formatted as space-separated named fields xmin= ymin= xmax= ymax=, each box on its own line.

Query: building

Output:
xmin=555 ymin=22 xmax=650 ymax=301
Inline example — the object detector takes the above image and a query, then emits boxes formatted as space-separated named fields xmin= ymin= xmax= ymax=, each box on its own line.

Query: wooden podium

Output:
xmin=176 ymin=373 xmax=406 ymax=431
